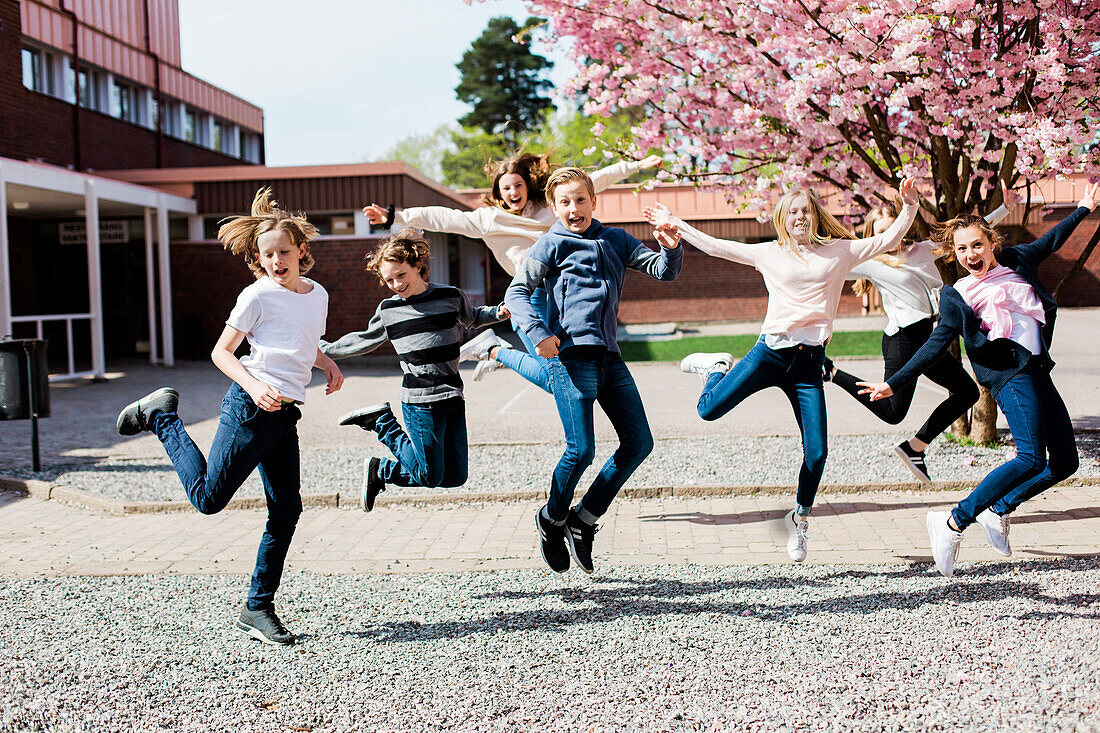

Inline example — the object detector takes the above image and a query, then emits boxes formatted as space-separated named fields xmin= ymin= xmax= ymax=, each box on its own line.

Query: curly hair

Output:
xmin=366 ymin=227 xmax=431 ymax=286
xmin=932 ymin=214 xmax=1004 ymax=263
xmin=217 ymin=187 xmax=318 ymax=279
xmin=480 ymin=151 xmax=556 ymax=211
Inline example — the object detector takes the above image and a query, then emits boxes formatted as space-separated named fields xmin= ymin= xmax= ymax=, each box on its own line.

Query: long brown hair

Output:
xmin=480 ymin=151 xmax=556 ymax=211
xmin=932 ymin=214 xmax=1004 ymax=263
xmin=217 ymin=188 xmax=318 ymax=279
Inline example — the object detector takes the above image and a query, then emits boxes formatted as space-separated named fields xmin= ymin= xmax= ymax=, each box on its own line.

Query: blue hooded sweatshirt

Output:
xmin=505 ymin=218 xmax=683 ymax=354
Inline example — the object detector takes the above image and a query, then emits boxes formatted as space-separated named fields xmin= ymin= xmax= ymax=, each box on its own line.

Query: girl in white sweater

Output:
xmin=644 ymin=178 xmax=918 ymax=562
xmin=364 ymin=151 xmax=662 ymax=390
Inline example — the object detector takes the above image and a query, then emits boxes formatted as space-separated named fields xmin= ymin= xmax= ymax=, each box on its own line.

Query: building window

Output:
xmin=213 ymin=120 xmax=225 ymax=152
xmin=75 ymin=66 xmax=102 ymax=111
xmin=22 ymin=47 xmax=43 ymax=92
xmin=240 ymin=131 xmax=261 ymax=163
xmin=183 ymin=108 xmax=196 ymax=142
xmin=113 ymin=81 xmax=137 ymax=122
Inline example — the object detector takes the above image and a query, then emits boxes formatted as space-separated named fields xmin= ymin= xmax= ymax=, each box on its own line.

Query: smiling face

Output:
xmin=784 ymin=194 xmax=815 ymax=244
xmin=378 ymin=259 xmax=429 ymax=299
xmin=256 ymin=228 xmax=306 ymax=290
xmin=498 ymin=172 xmax=529 ymax=213
xmin=953 ymin=225 xmax=999 ymax=278
xmin=550 ymin=180 xmax=596 ymax=234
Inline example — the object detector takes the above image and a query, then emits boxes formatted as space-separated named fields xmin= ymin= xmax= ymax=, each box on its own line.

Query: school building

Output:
xmin=3 ymin=0 xmax=1098 ymax=380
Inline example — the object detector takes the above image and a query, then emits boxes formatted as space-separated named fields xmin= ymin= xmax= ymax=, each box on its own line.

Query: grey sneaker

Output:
xmin=236 ymin=605 xmax=295 ymax=646
xmin=459 ymin=329 xmax=503 ymax=362
xmin=361 ymin=456 xmax=385 ymax=512
xmin=472 ymin=358 xmax=504 ymax=381
xmin=338 ymin=403 xmax=392 ymax=432
xmin=116 ymin=387 xmax=179 ymax=436
xmin=784 ymin=509 xmax=809 ymax=562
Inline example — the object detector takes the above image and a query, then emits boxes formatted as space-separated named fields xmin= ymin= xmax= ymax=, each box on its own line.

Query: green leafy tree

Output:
xmin=372 ymin=123 xmax=456 ymax=181
xmin=439 ymin=127 xmax=511 ymax=189
xmin=455 ymin=16 xmax=554 ymax=144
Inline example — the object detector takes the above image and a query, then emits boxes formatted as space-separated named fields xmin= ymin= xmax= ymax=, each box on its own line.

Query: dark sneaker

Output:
xmin=565 ymin=509 xmax=599 ymax=574
xmin=895 ymin=441 xmax=931 ymax=484
xmin=822 ymin=356 xmax=834 ymax=383
xmin=338 ymin=402 xmax=392 ymax=432
xmin=360 ymin=456 xmax=385 ymax=512
xmin=116 ymin=387 xmax=179 ymax=436
xmin=236 ymin=605 xmax=295 ymax=646
xmin=535 ymin=509 xmax=569 ymax=573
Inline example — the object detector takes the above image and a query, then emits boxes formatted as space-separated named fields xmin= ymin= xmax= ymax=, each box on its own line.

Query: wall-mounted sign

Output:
xmin=59 ymin=220 xmax=130 ymax=245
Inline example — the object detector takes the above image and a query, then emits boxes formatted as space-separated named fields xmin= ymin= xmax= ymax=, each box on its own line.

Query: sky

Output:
xmin=177 ymin=0 xmax=575 ymax=168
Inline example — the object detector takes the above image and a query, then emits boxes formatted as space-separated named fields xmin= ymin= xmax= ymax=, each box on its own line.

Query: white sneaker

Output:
xmin=472 ymin=358 xmax=504 ymax=381
xmin=926 ymin=510 xmax=964 ymax=577
xmin=459 ymin=329 xmax=503 ymax=362
xmin=680 ymin=352 xmax=734 ymax=378
xmin=784 ymin=509 xmax=809 ymax=562
xmin=976 ymin=509 xmax=1011 ymax=556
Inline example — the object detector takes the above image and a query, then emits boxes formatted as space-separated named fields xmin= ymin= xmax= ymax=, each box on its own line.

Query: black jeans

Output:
xmin=831 ymin=318 xmax=979 ymax=444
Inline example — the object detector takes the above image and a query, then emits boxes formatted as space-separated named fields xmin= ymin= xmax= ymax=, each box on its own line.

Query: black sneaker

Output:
xmin=822 ymin=356 xmax=834 ymax=383
xmin=535 ymin=509 xmax=569 ymax=573
xmin=361 ymin=456 xmax=385 ymax=512
xmin=236 ymin=605 xmax=295 ymax=646
xmin=338 ymin=402 xmax=392 ymax=432
xmin=116 ymin=387 xmax=179 ymax=436
xmin=895 ymin=441 xmax=931 ymax=484
xmin=565 ymin=509 xmax=599 ymax=574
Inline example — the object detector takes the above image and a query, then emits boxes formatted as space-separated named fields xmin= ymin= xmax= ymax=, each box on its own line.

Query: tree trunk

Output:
xmin=969 ymin=386 xmax=1000 ymax=444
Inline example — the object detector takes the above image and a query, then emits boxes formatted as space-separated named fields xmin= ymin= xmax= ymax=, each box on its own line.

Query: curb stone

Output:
xmin=4 ymin=473 xmax=1100 ymax=514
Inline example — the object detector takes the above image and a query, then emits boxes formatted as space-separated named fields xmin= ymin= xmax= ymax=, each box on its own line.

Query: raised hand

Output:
xmin=363 ymin=203 xmax=389 ymax=225
xmin=898 ymin=177 xmax=919 ymax=206
xmin=643 ymin=203 xmax=672 ymax=227
xmin=639 ymin=154 xmax=664 ymax=170
xmin=1080 ymin=181 xmax=1099 ymax=211
xmin=1000 ymin=178 xmax=1019 ymax=214
xmin=654 ymin=222 xmax=681 ymax=249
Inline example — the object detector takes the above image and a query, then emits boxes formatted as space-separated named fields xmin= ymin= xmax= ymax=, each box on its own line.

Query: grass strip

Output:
xmin=618 ymin=330 xmax=884 ymax=362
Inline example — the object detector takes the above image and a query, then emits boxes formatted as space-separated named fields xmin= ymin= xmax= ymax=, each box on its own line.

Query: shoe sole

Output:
xmin=926 ymin=512 xmax=955 ymax=577
xmin=116 ymin=387 xmax=178 ymax=436
xmin=564 ymin=526 xmax=594 ymax=575
xmin=235 ymin=620 xmax=294 ymax=646
xmin=535 ymin=511 xmax=568 ymax=574
xmin=338 ymin=403 xmax=391 ymax=428
xmin=894 ymin=445 xmax=931 ymax=484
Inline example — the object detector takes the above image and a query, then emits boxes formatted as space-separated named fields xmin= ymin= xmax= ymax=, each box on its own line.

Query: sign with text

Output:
xmin=59 ymin=220 xmax=130 ymax=245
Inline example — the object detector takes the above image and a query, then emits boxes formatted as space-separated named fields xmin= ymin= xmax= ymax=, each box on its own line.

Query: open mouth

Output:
xmin=273 ymin=266 xmax=289 ymax=277
xmin=964 ymin=259 xmax=985 ymax=274
xmin=568 ymin=215 xmax=586 ymax=227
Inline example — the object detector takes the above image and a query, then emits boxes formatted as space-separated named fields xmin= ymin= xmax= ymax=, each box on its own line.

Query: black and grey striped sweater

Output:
xmin=322 ymin=284 xmax=506 ymax=404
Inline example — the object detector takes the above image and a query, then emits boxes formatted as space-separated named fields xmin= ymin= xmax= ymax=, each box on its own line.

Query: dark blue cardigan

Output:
xmin=886 ymin=206 xmax=1092 ymax=396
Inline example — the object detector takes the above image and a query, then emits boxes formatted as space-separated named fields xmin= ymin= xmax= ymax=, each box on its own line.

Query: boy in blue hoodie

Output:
xmin=506 ymin=167 xmax=683 ymax=574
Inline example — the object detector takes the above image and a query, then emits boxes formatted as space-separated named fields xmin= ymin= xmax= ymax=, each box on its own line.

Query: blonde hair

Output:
xmin=218 ymin=187 xmax=318 ymax=279
xmin=366 ymin=227 xmax=431 ymax=286
xmin=932 ymin=214 xmax=1004 ymax=263
xmin=480 ymin=151 xmax=556 ymax=211
xmin=545 ymin=166 xmax=596 ymax=203
xmin=853 ymin=203 xmax=907 ymax=297
xmin=772 ymin=188 xmax=852 ymax=259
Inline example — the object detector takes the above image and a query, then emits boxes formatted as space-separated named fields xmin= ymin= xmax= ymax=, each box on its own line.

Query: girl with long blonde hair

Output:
xmin=643 ymin=179 xmax=919 ymax=562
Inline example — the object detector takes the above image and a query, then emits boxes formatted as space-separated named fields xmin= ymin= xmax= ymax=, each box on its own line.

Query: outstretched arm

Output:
xmin=363 ymin=202 xmax=529 ymax=240
xmin=1011 ymin=181 xmax=1098 ymax=266
xmin=320 ymin=309 xmax=388 ymax=359
xmin=643 ymin=202 xmax=759 ymax=266
xmin=860 ymin=293 xmax=963 ymax=400
xmin=590 ymin=155 xmax=663 ymax=193
xmin=849 ymin=178 xmax=920 ymax=261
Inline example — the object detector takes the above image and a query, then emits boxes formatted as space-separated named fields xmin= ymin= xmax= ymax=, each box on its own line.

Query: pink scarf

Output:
xmin=955 ymin=265 xmax=1045 ymax=340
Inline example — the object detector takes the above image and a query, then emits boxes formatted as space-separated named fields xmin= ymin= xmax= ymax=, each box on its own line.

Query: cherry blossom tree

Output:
xmin=507 ymin=0 xmax=1099 ymax=443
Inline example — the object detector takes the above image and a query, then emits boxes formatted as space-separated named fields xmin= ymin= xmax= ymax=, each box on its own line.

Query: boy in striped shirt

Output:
xmin=322 ymin=228 xmax=507 ymax=510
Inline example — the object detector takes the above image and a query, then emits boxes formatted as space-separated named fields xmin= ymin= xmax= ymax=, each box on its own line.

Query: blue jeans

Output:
xmin=373 ymin=397 xmax=468 ymax=488
xmin=544 ymin=347 xmax=654 ymax=523
xmin=697 ymin=337 xmax=827 ymax=514
xmin=152 ymin=382 xmax=303 ymax=611
xmin=952 ymin=360 xmax=1078 ymax=530
xmin=496 ymin=286 xmax=553 ymax=394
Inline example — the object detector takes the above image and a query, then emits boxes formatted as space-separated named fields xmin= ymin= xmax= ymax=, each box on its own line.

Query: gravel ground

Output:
xmin=7 ymin=431 xmax=1100 ymax=504
xmin=2 ymin=559 xmax=1098 ymax=732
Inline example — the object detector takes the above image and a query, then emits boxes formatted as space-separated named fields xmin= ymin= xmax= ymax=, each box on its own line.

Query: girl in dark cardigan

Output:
xmin=860 ymin=181 xmax=1098 ymax=577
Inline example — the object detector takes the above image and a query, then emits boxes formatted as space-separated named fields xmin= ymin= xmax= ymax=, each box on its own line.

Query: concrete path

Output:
xmin=3 ymin=486 xmax=1097 ymax=578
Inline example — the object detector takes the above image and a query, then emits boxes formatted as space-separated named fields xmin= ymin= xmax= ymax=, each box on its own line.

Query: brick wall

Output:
xmin=1026 ymin=208 xmax=1100 ymax=307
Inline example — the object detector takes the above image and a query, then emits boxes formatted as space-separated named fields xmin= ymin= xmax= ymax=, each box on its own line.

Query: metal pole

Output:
xmin=25 ymin=342 xmax=40 ymax=472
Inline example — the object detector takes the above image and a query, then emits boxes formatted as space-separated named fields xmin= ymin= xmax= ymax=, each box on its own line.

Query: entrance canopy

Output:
xmin=1 ymin=157 xmax=196 ymax=379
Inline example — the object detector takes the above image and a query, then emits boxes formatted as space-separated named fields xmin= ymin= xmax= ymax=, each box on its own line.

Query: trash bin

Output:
xmin=0 ymin=338 xmax=50 ymax=420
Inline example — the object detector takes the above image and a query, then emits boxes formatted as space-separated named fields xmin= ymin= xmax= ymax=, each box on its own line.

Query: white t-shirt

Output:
xmin=847 ymin=240 xmax=943 ymax=335
xmin=226 ymin=276 xmax=328 ymax=403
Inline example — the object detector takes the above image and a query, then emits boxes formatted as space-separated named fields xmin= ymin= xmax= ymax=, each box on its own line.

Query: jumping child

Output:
xmin=644 ymin=178 xmax=919 ymax=562
xmin=507 ymin=167 xmax=683 ymax=574
xmin=364 ymin=151 xmax=663 ymax=389
xmin=860 ymin=181 xmax=1098 ymax=576
xmin=825 ymin=183 xmax=1015 ymax=483
xmin=321 ymin=228 xmax=508 ymax=510
xmin=115 ymin=188 xmax=344 ymax=646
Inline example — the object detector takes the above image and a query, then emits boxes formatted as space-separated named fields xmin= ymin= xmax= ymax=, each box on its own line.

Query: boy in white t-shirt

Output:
xmin=115 ymin=188 xmax=343 ymax=646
